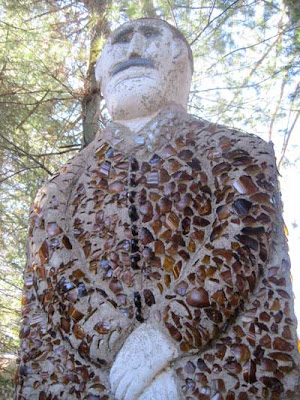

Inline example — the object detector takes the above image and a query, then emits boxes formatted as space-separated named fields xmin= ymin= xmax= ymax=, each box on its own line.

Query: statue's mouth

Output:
xmin=111 ymin=58 xmax=155 ymax=77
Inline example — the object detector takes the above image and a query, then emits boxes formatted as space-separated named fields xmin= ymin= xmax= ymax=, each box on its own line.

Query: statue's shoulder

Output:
xmin=187 ymin=114 xmax=273 ymax=158
xmin=34 ymin=139 xmax=95 ymax=204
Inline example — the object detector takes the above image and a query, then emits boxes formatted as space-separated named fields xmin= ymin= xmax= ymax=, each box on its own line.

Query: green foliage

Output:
xmin=0 ymin=0 xmax=299 ymax=360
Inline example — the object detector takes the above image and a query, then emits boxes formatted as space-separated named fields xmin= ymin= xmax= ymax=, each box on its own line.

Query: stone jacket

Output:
xmin=15 ymin=106 xmax=299 ymax=399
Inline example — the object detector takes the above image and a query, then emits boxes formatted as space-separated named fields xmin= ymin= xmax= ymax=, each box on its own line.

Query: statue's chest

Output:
xmin=69 ymin=142 xmax=212 ymax=297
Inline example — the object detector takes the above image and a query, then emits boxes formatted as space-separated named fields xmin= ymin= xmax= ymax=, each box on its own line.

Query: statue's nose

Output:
xmin=127 ymin=32 xmax=144 ymax=59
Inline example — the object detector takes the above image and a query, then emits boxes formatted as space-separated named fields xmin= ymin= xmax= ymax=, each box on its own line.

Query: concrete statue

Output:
xmin=15 ymin=19 xmax=299 ymax=400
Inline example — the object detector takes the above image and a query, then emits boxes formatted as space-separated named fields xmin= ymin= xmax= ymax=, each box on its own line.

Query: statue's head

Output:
xmin=96 ymin=18 xmax=193 ymax=121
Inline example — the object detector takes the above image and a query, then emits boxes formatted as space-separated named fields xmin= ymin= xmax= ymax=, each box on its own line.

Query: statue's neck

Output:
xmin=114 ymin=111 xmax=160 ymax=133
xmin=113 ymin=103 xmax=187 ymax=133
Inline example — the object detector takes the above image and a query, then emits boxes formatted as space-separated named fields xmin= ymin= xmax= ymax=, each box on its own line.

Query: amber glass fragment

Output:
xmin=210 ymin=222 xmax=228 ymax=241
xmin=165 ymin=212 xmax=179 ymax=230
xmin=191 ymin=230 xmax=204 ymax=243
xmin=73 ymin=324 xmax=85 ymax=340
xmin=140 ymin=201 xmax=153 ymax=218
xmin=187 ymin=239 xmax=196 ymax=253
xmin=273 ymin=337 xmax=294 ymax=351
xmin=217 ymin=205 xmax=230 ymax=220
xmin=94 ymin=322 xmax=110 ymax=334
xmin=69 ymin=305 xmax=84 ymax=322
xmin=166 ymin=322 xmax=182 ymax=341
xmin=219 ymin=136 xmax=231 ymax=152
xmin=163 ymin=255 xmax=175 ymax=272
xmin=212 ymin=162 xmax=231 ymax=175
xmin=224 ymin=361 xmax=242 ymax=373
xmin=186 ymin=288 xmax=209 ymax=308
xmin=233 ymin=176 xmax=258 ymax=194
xmin=38 ymin=241 xmax=49 ymax=264
xmin=160 ymin=168 xmax=170 ymax=182
xmin=140 ymin=228 xmax=154 ymax=245
xmin=144 ymin=289 xmax=155 ymax=306
xmin=109 ymin=278 xmax=123 ymax=294
xmin=164 ymin=274 xmax=171 ymax=288
xmin=250 ymin=193 xmax=272 ymax=205
xmin=95 ymin=143 xmax=108 ymax=158
xmin=160 ymin=197 xmax=172 ymax=213
xmin=173 ymin=262 xmax=182 ymax=279
xmin=231 ymin=344 xmax=251 ymax=363
xmin=62 ymin=235 xmax=72 ymax=249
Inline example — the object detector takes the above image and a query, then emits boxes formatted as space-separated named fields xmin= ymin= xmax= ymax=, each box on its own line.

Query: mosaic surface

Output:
xmin=15 ymin=108 xmax=300 ymax=399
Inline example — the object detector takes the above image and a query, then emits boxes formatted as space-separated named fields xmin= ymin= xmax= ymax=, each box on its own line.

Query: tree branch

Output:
xmin=278 ymin=109 xmax=300 ymax=169
xmin=190 ymin=0 xmax=241 ymax=45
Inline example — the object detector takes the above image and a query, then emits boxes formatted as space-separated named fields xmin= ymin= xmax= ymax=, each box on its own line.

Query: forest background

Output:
xmin=0 ymin=0 xmax=299 ymax=393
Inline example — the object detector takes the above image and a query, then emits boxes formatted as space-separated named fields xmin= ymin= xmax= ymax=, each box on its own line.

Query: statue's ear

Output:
xmin=171 ymin=37 xmax=188 ymax=62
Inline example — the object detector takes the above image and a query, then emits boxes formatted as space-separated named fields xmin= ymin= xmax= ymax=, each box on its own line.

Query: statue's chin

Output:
xmin=105 ymin=78 xmax=167 ymax=121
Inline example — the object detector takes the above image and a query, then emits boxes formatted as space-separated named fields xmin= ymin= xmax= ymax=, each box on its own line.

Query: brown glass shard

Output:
xmin=109 ymin=278 xmax=123 ymax=294
xmin=39 ymin=241 xmax=49 ymax=264
xmin=140 ymin=228 xmax=154 ymax=244
xmin=233 ymin=176 xmax=258 ymax=194
xmin=165 ymin=212 xmax=179 ymax=230
xmin=69 ymin=305 xmax=84 ymax=322
xmin=163 ymin=255 xmax=175 ymax=272
xmin=62 ymin=235 xmax=72 ymax=249
xmin=144 ymin=289 xmax=155 ymax=307
xmin=165 ymin=322 xmax=182 ymax=341
xmin=273 ymin=337 xmax=294 ymax=351
xmin=217 ymin=205 xmax=230 ymax=220
xmin=94 ymin=322 xmax=110 ymax=334
xmin=186 ymin=288 xmax=209 ymax=308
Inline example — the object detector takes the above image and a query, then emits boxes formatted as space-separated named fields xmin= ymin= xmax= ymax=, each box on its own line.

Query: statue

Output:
xmin=15 ymin=19 xmax=300 ymax=400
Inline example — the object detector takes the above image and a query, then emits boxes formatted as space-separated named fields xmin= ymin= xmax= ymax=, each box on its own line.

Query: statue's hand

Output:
xmin=138 ymin=369 xmax=180 ymax=400
xmin=109 ymin=323 xmax=179 ymax=400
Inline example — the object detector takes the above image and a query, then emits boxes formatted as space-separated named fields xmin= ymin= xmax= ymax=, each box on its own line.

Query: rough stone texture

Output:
xmin=15 ymin=17 xmax=300 ymax=400
xmin=15 ymin=106 xmax=300 ymax=399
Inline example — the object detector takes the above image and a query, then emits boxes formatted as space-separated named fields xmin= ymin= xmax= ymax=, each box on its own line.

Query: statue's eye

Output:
xmin=118 ymin=33 xmax=132 ymax=43
xmin=143 ymin=29 xmax=159 ymax=39
xmin=113 ymin=31 xmax=133 ymax=44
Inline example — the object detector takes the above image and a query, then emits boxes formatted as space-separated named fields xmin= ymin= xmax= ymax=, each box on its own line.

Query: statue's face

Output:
xmin=96 ymin=20 xmax=192 ymax=120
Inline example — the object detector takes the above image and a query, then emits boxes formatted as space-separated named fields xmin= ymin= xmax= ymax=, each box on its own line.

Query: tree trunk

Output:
xmin=140 ymin=0 xmax=157 ymax=18
xmin=82 ymin=0 xmax=111 ymax=146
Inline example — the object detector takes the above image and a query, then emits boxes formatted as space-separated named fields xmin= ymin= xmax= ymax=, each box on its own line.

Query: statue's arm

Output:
xmin=162 ymin=131 xmax=278 ymax=353
xmin=15 ymin=150 xmax=89 ymax=396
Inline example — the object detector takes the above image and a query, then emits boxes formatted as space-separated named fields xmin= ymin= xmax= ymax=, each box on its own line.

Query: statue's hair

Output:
xmin=111 ymin=18 xmax=194 ymax=73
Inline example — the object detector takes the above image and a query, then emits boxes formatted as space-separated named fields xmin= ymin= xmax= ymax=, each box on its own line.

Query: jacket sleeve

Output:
xmin=163 ymin=128 xmax=278 ymax=353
